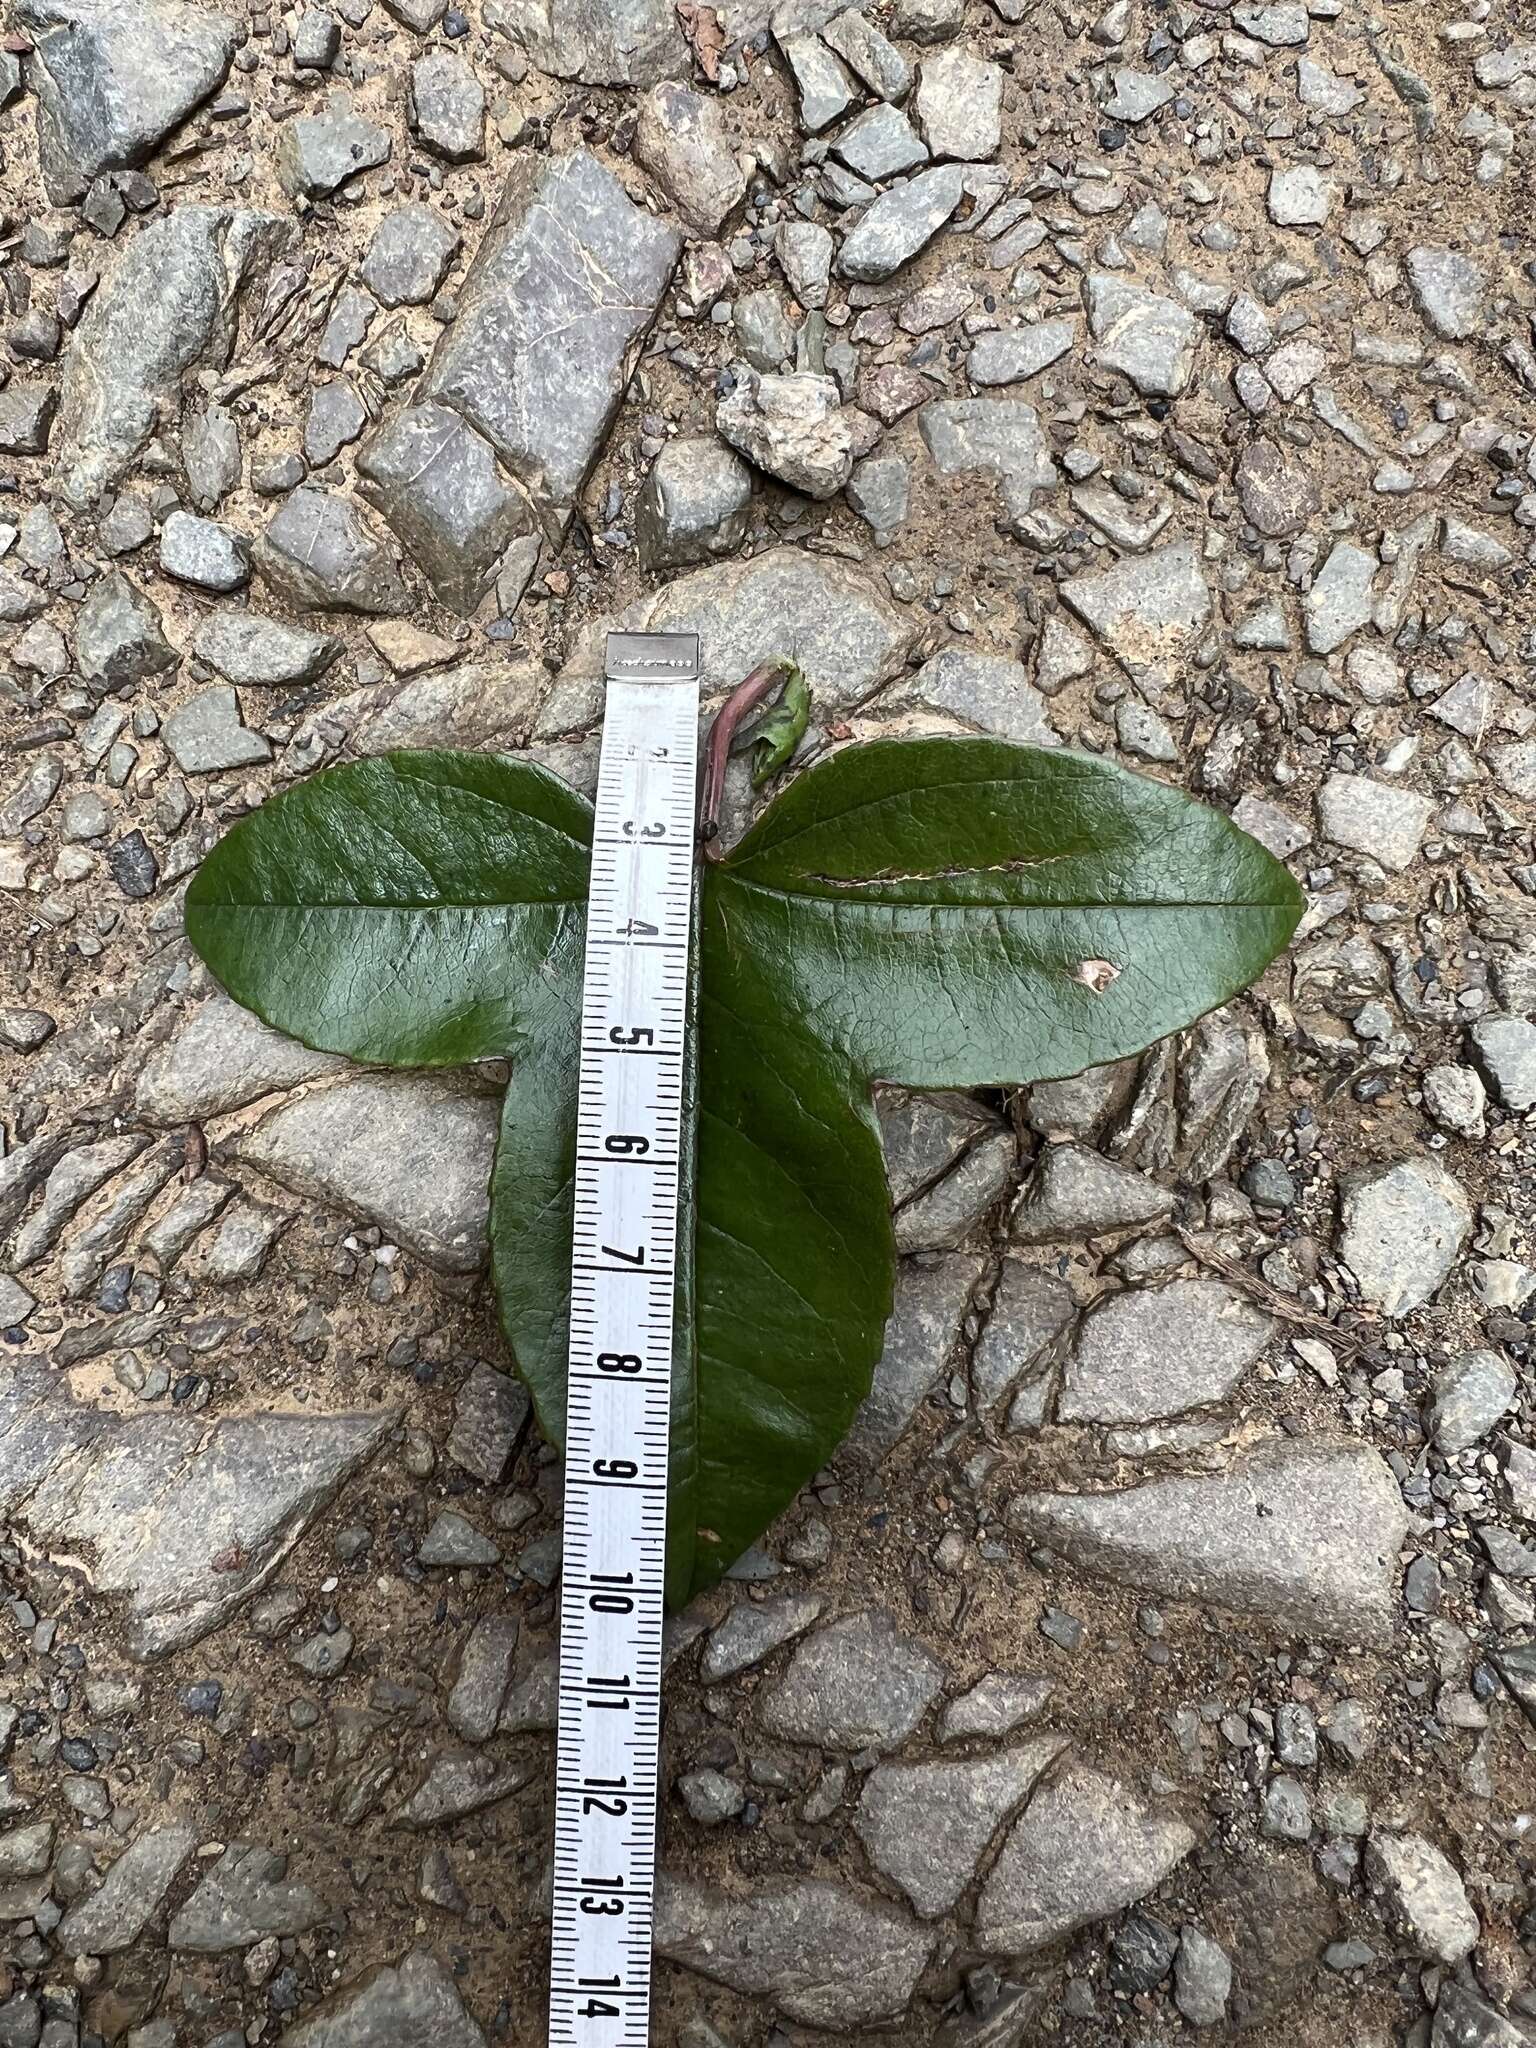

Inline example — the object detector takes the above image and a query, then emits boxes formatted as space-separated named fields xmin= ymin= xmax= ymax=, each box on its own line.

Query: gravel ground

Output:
xmin=2 ymin=1 xmax=1535 ymax=2045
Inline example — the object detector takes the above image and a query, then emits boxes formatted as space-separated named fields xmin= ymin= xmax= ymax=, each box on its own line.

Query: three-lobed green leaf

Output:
xmin=185 ymin=737 xmax=1303 ymax=1604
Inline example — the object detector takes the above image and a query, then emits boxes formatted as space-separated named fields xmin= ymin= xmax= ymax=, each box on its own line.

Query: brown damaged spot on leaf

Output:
xmin=1072 ymin=959 xmax=1122 ymax=994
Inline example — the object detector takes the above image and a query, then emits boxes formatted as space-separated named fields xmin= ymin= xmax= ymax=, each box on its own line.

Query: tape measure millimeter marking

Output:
xmin=548 ymin=632 xmax=703 ymax=2047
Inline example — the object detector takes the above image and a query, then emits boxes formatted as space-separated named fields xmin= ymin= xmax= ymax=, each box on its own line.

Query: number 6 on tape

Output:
xmin=548 ymin=632 xmax=702 ymax=2046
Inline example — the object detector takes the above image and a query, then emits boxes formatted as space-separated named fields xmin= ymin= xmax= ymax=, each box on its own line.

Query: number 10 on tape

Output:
xmin=548 ymin=633 xmax=702 ymax=2046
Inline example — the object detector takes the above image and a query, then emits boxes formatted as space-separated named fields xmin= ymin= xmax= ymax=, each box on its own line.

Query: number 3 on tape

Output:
xmin=548 ymin=633 xmax=702 ymax=2046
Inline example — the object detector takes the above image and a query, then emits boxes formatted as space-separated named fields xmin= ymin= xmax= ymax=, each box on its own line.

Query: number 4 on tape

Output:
xmin=548 ymin=633 xmax=702 ymax=2047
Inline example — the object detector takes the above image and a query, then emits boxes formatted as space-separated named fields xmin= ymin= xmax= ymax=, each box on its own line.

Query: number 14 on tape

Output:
xmin=548 ymin=633 xmax=702 ymax=2047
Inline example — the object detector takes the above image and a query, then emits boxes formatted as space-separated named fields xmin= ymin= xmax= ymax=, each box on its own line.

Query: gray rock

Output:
xmin=545 ymin=546 xmax=916 ymax=732
xmin=914 ymin=45 xmax=1003 ymax=159
xmin=276 ymin=96 xmax=391 ymax=198
xmin=183 ymin=403 xmax=241 ymax=509
xmin=1422 ymin=1063 xmax=1487 ymax=1141
xmin=169 ymin=1844 xmax=324 ymax=1952
xmin=857 ymin=1738 xmax=1066 ymax=1917
xmin=162 ymin=684 xmax=270 ymax=774
xmin=422 ymin=152 xmax=680 ymax=534
xmin=1011 ymin=1143 xmax=1175 ymax=1243
xmin=775 ymin=218 xmax=834 ymax=308
xmin=1060 ymin=1279 xmax=1273 ymax=1425
xmin=975 ymin=1759 xmax=1194 ymax=1953
xmin=781 ymin=32 xmax=857 ymax=132
xmin=970 ymin=317 xmax=1076 ymax=387
xmin=358 ymin=402 xmax=534 ymax=617
xmin=1304 ymin=542 xmax=1377 ymax=655
xmin=392 ymin=1751 xmax=531 ymax=1828
xmin=1174 ymin=1925 xmax=1232 ymax=2026
xmin=677 ymin=1767 xmax=745 ymax=1824
xmin=447 ymin=1362 xmax=529 ymax=1483
xmin=1104 ymin=64 xmax=1176 ymax=121
xmin=1425 ymin=1349 xmax=1517 ymax=1455
xmin=939 ymin=1670 xmax=1054 ymax=1742
xmin=732 ymin=285 xmax=796 ymax=372
xmin=634 ymin=82 xmax=746 ymax=235
xmin=408 ymin=51 xmax=485 ymax=161
xmin=57 ymin=205 xmax=296 ymax=508
xmin=9 ymin=1131 xmax=147 ymax=1267
xmin=1235 ymin=439 xmax=1321 ymax=538
xmin=1316 ymin=772 xmax=1431 ymax=872
xmin=383 ymin=0 xmax=446 ymax=26
xmin=418 ymin=1510 xmax=501 ymax=1568
xmin=1061 ymin=538 xmax=1212 ymax=666
xmin=494 ymin=0 xmax=688 ymax=86
xmin=193 ymin=610 xmax=339 ymax=687
xmin=1267 ymin=165 xmax=1333 ymax=226
xmin=1406 ymin=245 xmax=1486 ymax=341
xmin=847 ymin=1252 xmax=987 ymax=1456
xmin=1261 ymin=1774 xmax=1311 ymax=1842
xmin=76 ymin=571 xmax=175 ymax=683
xmin=1338 ymin=1157 xmax=1472 ymax=1316
xmin=654 ymin=1875 xmax=935 ymax=2029
xmin=1467 ymin=1015 xmax=1536 ymax=1113
xmin=305 ymin=380 xmax=369 ymax=468
xmin=255 ymin=486 xmax=409 ymax=614
xmin=1086 ymin=272 xmax=1200 ymax=398
xmin=717 ymin=368 xmax=853 ymax=499
xmin=847 ymin=449 xmax=911 ymax=533
xmin=833 ymin=102 xmax=927 ymax=182
xmin=0 ymin=1821 xmax=54 ymax=1880
xmin=1008 ymin=1439 xmax=1409 ymax=1644
xmin=360 ymin=204 xmax=461 ymax=309
xmin=159 ymin=509 xmax=250 ymax=592
xmin=894 ymin=1127 xmax=1015 ymax=1251
xmin=636 ymin=436 xmax=752 ymax=572
xmin=0 ymin=1364 xmax=393 ymax=1657
xmin=235 ymin=1074 xmax=497 ymax=1273
xmin=447 ymin=1615 xmax=519 ymax=1742
xmin=1365 ymin=1832 xmax=1478 ymax=1965
xmin=918 ymin=396 xmax=1058 ymax=524
xmin=0 ymin=385 xmax=58 ymax=455
xmin=973 ymin=1260 xmax=1075 ymax=1412
xmin=18 ymin=0 xmax=237 ymax=203
xmin=701 ymin=1592 xmax=823 ymax=1683
xmin=56 ymin=1823 xmax=198 ymax=1954
xmin=292 ymin=7 xmax=340 ymax=65
xmin=279 ymin=1951 xmax=485 ymax=2048
xmin=837 ymin=165 xmax=967 ymax=282
xmin=1432 ymin=1982 xmax=1530 ymax=2048
xmin=136 ymin=995 xmax=347 ymax=1122
xmin=758 ymin=1609 xmax=944 ymax=1751
xmin=898 ymin=647 xmax=1059 ymax=748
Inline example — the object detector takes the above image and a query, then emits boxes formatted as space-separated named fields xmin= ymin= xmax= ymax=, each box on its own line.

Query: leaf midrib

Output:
xmin=714 ymin=870 xmax=1301 ymax=915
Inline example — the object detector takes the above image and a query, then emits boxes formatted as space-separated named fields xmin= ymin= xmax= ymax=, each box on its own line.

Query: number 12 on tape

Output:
xmin=548 ymin=633 xmax=702 ymax=2047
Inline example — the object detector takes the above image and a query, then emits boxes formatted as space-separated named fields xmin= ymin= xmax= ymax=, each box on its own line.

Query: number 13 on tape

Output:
xmin=548 ymin=633 xmax=702 ymax=2046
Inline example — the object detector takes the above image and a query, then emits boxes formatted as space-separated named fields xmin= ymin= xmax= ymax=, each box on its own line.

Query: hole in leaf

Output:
xmin=1072 ymin=959 xmax=1121 ymax=995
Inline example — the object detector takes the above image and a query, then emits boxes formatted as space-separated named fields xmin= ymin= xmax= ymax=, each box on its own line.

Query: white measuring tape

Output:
xmin=548 ymin=632 xmax=702 ymax=2047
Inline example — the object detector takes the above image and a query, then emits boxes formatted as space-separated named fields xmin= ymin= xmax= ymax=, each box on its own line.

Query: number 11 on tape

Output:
xmin=548 ymin=633 xmax=702 ymax=2047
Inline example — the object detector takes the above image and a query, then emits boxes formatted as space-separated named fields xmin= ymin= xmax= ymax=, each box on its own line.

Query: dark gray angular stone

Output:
xmin=254 ymin=486 xmax=409 ymax=614
xmin=408 ymin=51 xmax=485 ymax=162
xmin=655 ymin=1876 xmax=935 ymax=2029
xmin=18 ymin=0 xmax=238 ymax=204
xmin=1009 ymin=1439 xmax=1409 ymax=1645
xmin=0 ymin=1365 xmax=394 ymax=1657
xmin=162 ymin=684 xmax=270 ymax=773
xmin=357 ymin=401 xmax=535 ymax=616
xmin=360 ymin=204 xmax=461 ymax=308
xmin=448 ymin=1362 xmax=530 ymax=1483
xmin=169 ymin=1843 xmax=325 ymax=1952
xmin=57 ymin=205 xmax=297 ymax=508
xmin=56 ymin=1823 xmax=198 ymax=1954
xmin=76 ymin=571 xmax=175 ymax=683
xmin=636 ymin=435 xmax=752 ymax=572
xmin=837 ymin=164 xmax=967 ymax=282
xmin=279 ymin=1951 xmax=486 ymax=2048
xmin=0 ymin=385 xmax=58 ymax=455
xmin=758 ymin=1609 xmax=944 ymax=1751
xmin=159 ymin=508 xmax=250 ymax=592
xmin=848 ymin=1252 xmax=988 ymax=1455
xmin=276 ymin=96 xmax=392 ymax=198
xmin=856 ymin=1738 xmax=1067 ymax=1917
xmin=421 ymin=151 xmax=680 ymax=535
xmin=493 ymin=0 xmax=689 ymax=86
xmin=193 ymin=610 xmax=339 ymax=687
xmin=304 ymin=379 xmax=368 ymax=468
xmin=634 ymin=81 xmax=747 ymax=235
xmin=1058 ymin=1279 xmax=1274 ymax=1426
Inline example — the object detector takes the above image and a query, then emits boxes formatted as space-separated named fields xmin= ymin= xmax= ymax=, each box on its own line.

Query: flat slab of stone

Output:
xmin=1009 ymin=1439 xmax=1408 ymax=1644
xmin=1060 ymin=539 xmax=1213 ymax=669
xmin=855 ymin=1737 xmax=1067 ymax=1916
xmin=56 ymin=1823 xmax=198 ymax=1955
xmin=1338 ymin=1157 xmax=1472 ymax=1317
xmin=235 ymin=1073 xmax=497 ymax=1273
xmin=421 ymin=151 xmax=680 ymax=533
xmin=0 ymin=1366 xmax=393 ymax=1658
xmin=655 ymin=1876 xmax=935 ymax=2028
xmin=280 ymin=1951 xmax=485 ymax=2048
xmin=493 ymin=0 xmax=689 ymax=85
xmin=975 ymin=1759 xmax=1195 ymax=1953
xmin=1059 ymin=1278 xmax=1274 ymax=1425
xmin=847 ymin=1252 xmax=987 ymax=1456
xmin=757 ymin=1609 xmax=944 ymax=1751
xmin=135 ymin=994 xmax=349 ymax=1123
xmin=193 ymin=611 xmax=340 ymax=688
xmin=1086 ymin=272 xmax=1200 ymax=397
xmin=169 ymin=1843 xmax=325 ymax=1952
xmin=837 ymin=164 xmax=966 ymax=282
xmin=1011 ymin=1143 xmax=1175 ymax=1243
xmin=542 ymin=547 xmax=918 ymax=733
